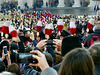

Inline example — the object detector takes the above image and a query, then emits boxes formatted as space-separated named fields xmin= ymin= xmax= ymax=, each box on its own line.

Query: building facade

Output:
xmin=0 ymin=0 xmax=98 ymax=9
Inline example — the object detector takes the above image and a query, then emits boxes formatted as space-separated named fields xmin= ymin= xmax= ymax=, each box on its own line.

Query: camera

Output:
xmin=10 ymin=53 xmax=38 ymax=64
xmin=3 ymin=46 xmax=7 ymax=55
xmin=46 ymin=40 xmax=54 ymax=45
xmin=15 ymin=53 xmax=38 ymax=64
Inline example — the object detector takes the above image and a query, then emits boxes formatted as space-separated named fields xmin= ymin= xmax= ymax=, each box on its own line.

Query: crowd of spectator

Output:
xmin=0 ymin=8 xmax=100 ymax=75
xmin=1 ymin=1 xmax=18 ymax=11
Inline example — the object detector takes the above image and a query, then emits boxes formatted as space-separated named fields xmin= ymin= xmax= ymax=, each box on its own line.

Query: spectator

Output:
xmin=46 ymin=2 xmax=48 ymax=7
xmin=49 ymin=1 xmax=52 ymax=7
xmin=44 ymin=53 xmax=53 ymax=67
xmin=58 ymin=48 xmax=95 ymax=75
xmin=7 ymin=63 xmax=21 ymax=75
xmin=23 ymin=30 xmax=37 ymax=47
xmin=88 ymin=43 xmax=100 ymax=75
xmin=33 ymin=2 xmax=36 ymax=10
xmin=0 ymin=40 xmax=9 ymax=56
xmin=0 ymin=49 xmax=11 ymax=68
xmin=0 ymin=7 xmax=100 ymax=75
xmin=84 ymin=25 xmax=100 ymax=48
xmin=24 ymin=2 xmax=28 ymax=9
xmin=0 ymin=61 xmax=6 ymax=72
xmin=10 ymin=42 xmax=19 ymax=63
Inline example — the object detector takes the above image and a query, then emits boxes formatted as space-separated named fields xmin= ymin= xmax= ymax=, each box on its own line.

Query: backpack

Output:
xmin=90 ymin=36 xmax=100 ymax=46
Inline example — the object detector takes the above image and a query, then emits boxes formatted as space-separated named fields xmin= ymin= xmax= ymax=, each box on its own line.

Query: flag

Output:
xmin=45 ymin=23 xmax=54 ymax=36
xmin=26 ymin=14 xmax=31 ymax=18
xmin=57 ymin=19 xmax=64 ymax=32
xmin=96 ymin=5 xmax=100 ymax=12
xmin=45 ymin=23 xmax=54 ymax=39
xmin=87 ymin=18 xmax=95 ymax=32
xmin=94 ymin=5 xmax=100 ymax=12
xmin=9 ymin=25 xmax=17 ymax=37
xmin=1 ymin=21 xmax=11 ymax=34
xmin=36 ymin=20 xmax=42 ymax=36
xmin=69 ymin=18 xmax=76 ymax=35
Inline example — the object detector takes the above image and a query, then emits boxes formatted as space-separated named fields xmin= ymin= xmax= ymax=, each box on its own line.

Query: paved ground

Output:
xmin=0 ymin=7 xmax=95 ymax=19
xmin=29 ymin=7 xmax=95 ymax=16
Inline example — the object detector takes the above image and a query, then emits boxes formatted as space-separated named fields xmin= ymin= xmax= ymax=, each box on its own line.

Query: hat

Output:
xmin=61 ymin=35 xmax=82 ymax=56
xmin=10 ymin=42 xmax=19 ymax=50
xmin=58 ymin=15 xmax=60 ymax=17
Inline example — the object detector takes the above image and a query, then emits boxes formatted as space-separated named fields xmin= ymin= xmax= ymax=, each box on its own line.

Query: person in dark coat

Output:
xmin=33 ymin=35 xmax=82 ymax=72
xmin=53 ymin=18 xmax=57 ymax=24
xmin=10 ymin=42 xmax=19 ymax=63
xmin=88 ymin=43 xmax=100 ymax=75
xmin=18 ymin=32 xmax=25 ymax=53
xmin=60 ymin=30 xmax=70 ymax=40
xmin=84 ymin=25 xmax=100 ymax=48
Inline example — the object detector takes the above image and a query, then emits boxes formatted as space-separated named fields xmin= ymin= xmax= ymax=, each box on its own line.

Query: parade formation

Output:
xmin=0 ymin=0 xmax=100 ymax=75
